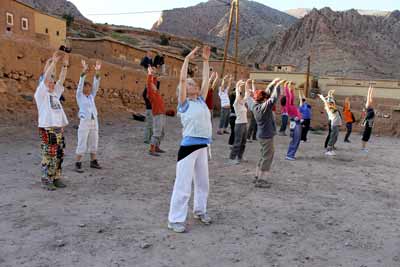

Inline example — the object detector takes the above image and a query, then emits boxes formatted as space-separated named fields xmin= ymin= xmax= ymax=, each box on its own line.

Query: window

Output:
xmin=6 ymin=12 xmax=14 ymax=26
xmin=45 ymin=28 xmax=48 ymax=34
xmin=21 ymin=18 xmax=28 ymax=30
xmin=56 ymin=31 xmax=60 ymax=36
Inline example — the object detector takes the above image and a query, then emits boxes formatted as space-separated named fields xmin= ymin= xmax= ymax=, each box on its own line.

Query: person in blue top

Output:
xmin=299 ymin=91 xmax=312 ymax=142
xmin=168 ymin=46 xmax=213 ymax=233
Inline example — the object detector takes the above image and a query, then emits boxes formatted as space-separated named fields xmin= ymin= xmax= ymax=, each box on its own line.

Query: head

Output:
xmin=302 ymin=98 xmax=306 ymax=103
xmin=186 ymin=78 xmax=200 ymax=99
xmin=254 ymin=90 xmax=268 ymax=103
xmin=83 ymin=81 xmax=92 ymax=96
xmin=146 ymin=50 xmax=152 ymax=58
xmin=44 ymin=70 xmax=57 ymax=92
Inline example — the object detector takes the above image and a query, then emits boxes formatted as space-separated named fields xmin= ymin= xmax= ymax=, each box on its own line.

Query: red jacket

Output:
xmin=147 ymin=74 xmax=165 ymax=116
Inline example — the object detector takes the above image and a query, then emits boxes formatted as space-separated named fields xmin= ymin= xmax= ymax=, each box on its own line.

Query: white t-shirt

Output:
xmin=34 ymin=81 xmax=69 ymax=128
xmin=234 ymin=100 xmax=248 ymax=124
xmin=218 ymin=87 xmax=230 ymax=107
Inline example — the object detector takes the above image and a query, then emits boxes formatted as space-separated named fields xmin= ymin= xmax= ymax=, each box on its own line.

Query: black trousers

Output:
xmin=344 ymin=122 xmax=353 ymax=141
xmin=301 ymin=119 xmax=311 ymax=142
xmin=247 ymin=111 xmax=257 ymax=140
xmin=324 ymin=121 xmax=332 ymax=149
xmin=228 ymin=115 xmax=236 ymax=146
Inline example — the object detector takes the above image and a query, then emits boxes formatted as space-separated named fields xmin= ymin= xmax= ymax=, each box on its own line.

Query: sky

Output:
xmin=69 ymin=0 xmax=399 ymax=29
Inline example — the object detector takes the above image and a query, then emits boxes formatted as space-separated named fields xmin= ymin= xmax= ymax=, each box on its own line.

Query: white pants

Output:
xmin=168 ymin=147 xmax=209 ymax=223
xmin=76 ymin=119 xmax=99 ymax=155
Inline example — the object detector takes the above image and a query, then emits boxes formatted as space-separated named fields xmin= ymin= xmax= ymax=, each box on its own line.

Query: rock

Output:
xmin=140 ymin=242 xmax=152 ymax=249
xmin=56 ymin=239 xmax=66 ymax=247
xmin=97 ymin=229 xmax=104 ymax=233
xmin=78 ymin=223 xmax=86 ymax=228
xmin=21 ymin=95 xmax=33 ymax=102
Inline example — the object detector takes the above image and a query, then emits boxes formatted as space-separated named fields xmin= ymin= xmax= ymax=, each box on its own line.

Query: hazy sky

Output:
xmin=69 ymin=0 xmax=399 ymax=29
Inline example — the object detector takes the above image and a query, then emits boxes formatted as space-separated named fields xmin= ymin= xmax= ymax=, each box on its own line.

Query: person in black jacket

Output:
xmin=361 ymin=85 xmax=375 ymax=152
xmin=140 ymin=51 xmax=153 ymax=70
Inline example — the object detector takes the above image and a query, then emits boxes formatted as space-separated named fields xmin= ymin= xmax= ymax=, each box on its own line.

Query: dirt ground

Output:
xmin=1 ymin=116 xmax=400 ymax=267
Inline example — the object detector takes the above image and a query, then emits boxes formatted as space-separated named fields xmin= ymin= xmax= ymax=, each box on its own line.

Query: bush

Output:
xmin=160 ymin=34 xmax=169 ymax=46
xmin=62 ymin=13 xmax=74 ymax=27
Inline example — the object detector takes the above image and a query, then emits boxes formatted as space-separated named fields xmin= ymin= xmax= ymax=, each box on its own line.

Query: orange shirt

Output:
xmin=147 ymin=74 xmax=166 ymax=116
xmin=343 ymin=102 xmax=353 ymax=123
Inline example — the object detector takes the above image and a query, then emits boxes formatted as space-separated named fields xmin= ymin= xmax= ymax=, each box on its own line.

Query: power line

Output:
xmin=87 ymin=3 xmax=231 ymax=16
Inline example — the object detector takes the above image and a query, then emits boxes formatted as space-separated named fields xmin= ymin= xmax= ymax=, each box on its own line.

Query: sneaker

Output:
xmin=149 ymin=151 xmax=160 ymax=157
xmin=223 ymin=130 xmax=230 ymax=135
xmin=344 ymin=139 xmax=351 ymax=143
xmin=285 ymin=156 xmax=296 ymax=161
xmin=194 ymin=212 xmax=212 ymax=225
xmin=41 ymin=178 xmax=56 ymax=191
xmin=90 ymin=160 xmax=102 ymax=169
xmin=75 ymin=162 xmax=84 ymax=173
xmin=227 ymin=159 xmax=240 ymax=165
xmin=155 ymin=147 xmax=166 ymax=153
xmin=325 ymin=151 xmax=336 ymax=156
xmin=53 ymin=179 xmax=66 ymax=188
xmin=255 ymin=179 xmax=271 ymax=188
xmin=361 ymin=148 xmax=369 ymax=153
xmin=168 ymin=222 xmax=186 ymax=233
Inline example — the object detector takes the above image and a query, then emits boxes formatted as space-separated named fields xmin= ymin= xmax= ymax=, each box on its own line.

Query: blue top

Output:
xmin=299 ymin=102 xmax=312 ymax=120
xmin=178 ymin=96 xmax=212 ymax=146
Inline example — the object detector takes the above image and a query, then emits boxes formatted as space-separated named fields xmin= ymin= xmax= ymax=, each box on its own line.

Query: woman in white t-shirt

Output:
xmin=217 ymin=74 xmax=233 ymax=135
xmin=228 ymin=79 xmax=251 ymax=165
xmin=34 ymin=51 xmax=69 ymax=190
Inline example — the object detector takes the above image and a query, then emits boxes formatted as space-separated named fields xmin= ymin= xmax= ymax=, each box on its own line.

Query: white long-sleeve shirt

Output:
xmin=34 ymin=81 xmax=68 ymax=128
xmin=76 ymin=74 xmax=100 ymax=121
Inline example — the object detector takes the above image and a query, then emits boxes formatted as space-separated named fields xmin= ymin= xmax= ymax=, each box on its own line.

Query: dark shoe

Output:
xmin=155 ymin=147 xmax=166 ymax=153
xmin=223 ymin=130 xmax=230 ymax=134
xmin=255 ymin=179 xmax=271 ymax=188
xmin=41 ymin=178 xmax=56 ymax=191
xmin=90 ymin=160 xmax=102 ymax=169
xmin=344 ymin=139 xmax=351 ymax=143
xmin=75 ymin=162 xmax=84 ymax=173
xmin=149 ymin=151 xmax=160 ymax=157
xmin=53 ymin=179 xmax=66 ymax=188
xmin=217 ymin=131 xmax=223 ymax=135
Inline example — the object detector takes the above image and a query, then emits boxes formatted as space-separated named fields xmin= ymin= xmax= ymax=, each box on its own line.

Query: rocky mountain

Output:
xmin=18 ymin=0 xmax=89 ymax=21
xmin=152 ymin=0 xmax=297 ymax=51
xmin=286 ymin=8 xmax=391 ymax=18
xmin=244 ymin=8 xmax=400 ymax=79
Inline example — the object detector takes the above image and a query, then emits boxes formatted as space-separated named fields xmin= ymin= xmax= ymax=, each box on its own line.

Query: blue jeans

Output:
xmin=279 ymin=114 xmax=289 ymax=133
xmin=287 ymin=120 xmax=302 ymax=158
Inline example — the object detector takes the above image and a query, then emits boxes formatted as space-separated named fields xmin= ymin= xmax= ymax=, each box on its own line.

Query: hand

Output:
xmin=186 ymin=47 xmax=199 ymax=60
xmin=277 ymin=80 xmax=286 ymax=86
xmin=81 ymin=59 xmax=89 ymax=73
xmin=147 ymin=66 xmax=155 ymax=76
xmin=236 ymin=80 xmax=245 ymax=89
xmin=52 ymin=51 xmax=63 ymax=63
xmin=272 ymin=78 xmax=280 ymax=84
xmin=62 ymin=54 xmax=69 ymax=66
xmin=202 ymin=46 xmax=211 ymax=61
xmin=95 ymin=60 xmax=102 ymax=71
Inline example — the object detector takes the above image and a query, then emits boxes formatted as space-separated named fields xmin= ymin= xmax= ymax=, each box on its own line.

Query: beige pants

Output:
xmin=76 ymin=119 xmax=99 ymax=155
xmin=258 ymin=137 xmax=274 ymax=172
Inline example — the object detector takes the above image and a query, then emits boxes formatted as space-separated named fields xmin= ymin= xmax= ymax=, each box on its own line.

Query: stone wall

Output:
xmin=0 ymin=38 xmax=180 ymax=126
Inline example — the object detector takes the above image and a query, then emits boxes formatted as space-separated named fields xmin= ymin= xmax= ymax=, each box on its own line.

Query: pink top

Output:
xmin=284 ymin=85 xmax=302 ymax=119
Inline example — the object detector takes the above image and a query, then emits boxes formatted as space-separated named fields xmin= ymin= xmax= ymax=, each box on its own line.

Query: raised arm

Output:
xmin=91 ymin=60 xmax=102 ymax=97
xmin=266 ymin=78 xmax=280 ymax=93
xmin=200 ymin=46 xmax=210 ymax=99
xmin=366 ymin=85 xmax=374 ymax=108
xmin=220 ymin=75 xmax=227 ymax=92
xmin=251 ymin=79 xmax=256 ymax=93
xmin=210 ymin=72 xmax=219 ymax=91
xmin=226 ymin=75 xmax=233 ymax=93
xmin=271 ymin=80 xmax=285 ymax=102
xmin=178 ymin=47 xmax=199 ymax=104
xmin=43 ymin=51 xmax=61 ymax=83
xmin=243 ymin=79 xmax=251 ymax=100
xmin=299 ymin=90 xmax=304 ymax=106
xmin=58 ymin=54 xmax=69 ymax=86
xmin=235 ymin=80 xmax=245 ymax=103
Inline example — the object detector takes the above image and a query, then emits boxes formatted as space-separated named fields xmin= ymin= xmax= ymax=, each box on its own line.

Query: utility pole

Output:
xmin=305 ymin=55 xmax=311 ymax=97
xmin=221 ymin=0 xmax=239 ymax=80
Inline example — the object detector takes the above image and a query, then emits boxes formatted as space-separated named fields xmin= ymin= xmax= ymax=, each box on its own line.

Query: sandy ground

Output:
xmin=1 ymin=116 xmax=400 ymax=267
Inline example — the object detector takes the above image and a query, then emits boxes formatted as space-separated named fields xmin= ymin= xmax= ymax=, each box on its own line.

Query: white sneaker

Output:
xmin=325 ymin=151 xmax=336 ymax=156
xmin=193 ymin=213 xmax=212 ymax=225
xmin=361 ymin=148 xmax=369 ymax=153
xmin=168 ymin=222 xmax=186 ymax=233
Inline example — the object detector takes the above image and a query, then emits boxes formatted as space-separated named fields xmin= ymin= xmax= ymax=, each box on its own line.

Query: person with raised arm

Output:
xmin=147 ymin=66 xmax=166 ymax=156
xmin=299 ymin=90 xmax=312 ymax=142
xmin=34 ymin=51 xmax=69 ymax=190
xmin=205 ymin=71 xmax=219 ymax=121
xmin=343 ymin=97 xmax=355 ymax=143
xmin=228 ymin=79 xmax=250 ymax=164
xmin=168 ymin=46 xmax=213 ymax=233
xmin=252 ymin=78 xmax=284 ymax=188
xmin=74 ymin=59 xmax=103 ymax=173
xmin=318 ymin=91 xmax=342 ymax=156
xmin=361 ymin=85 xmax=375 ymax=152
xmin=217 ymin=74 xmax=233 ymax=135
xmin=324 ymin=90 xmax=336 ymax=149
xmin=246 ymin=79 xmax=258 ymax=142
xmin=285 ymin=81 xmax=303 ymax=161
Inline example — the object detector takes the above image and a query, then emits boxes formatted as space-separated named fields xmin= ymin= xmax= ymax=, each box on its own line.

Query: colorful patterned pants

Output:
xmin=39 ymin=128 xmax=65 ymax=182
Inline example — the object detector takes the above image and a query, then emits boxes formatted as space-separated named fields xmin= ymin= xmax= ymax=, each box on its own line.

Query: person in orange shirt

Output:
xmin=147 ymin=67 xmax=166 ymax=156
xmin=343 ymin=97 xmax=355 ymax=143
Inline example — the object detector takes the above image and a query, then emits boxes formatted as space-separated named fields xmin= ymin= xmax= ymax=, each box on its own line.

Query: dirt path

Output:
xmin=1 ymin=117 xmax=400 ymax=267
